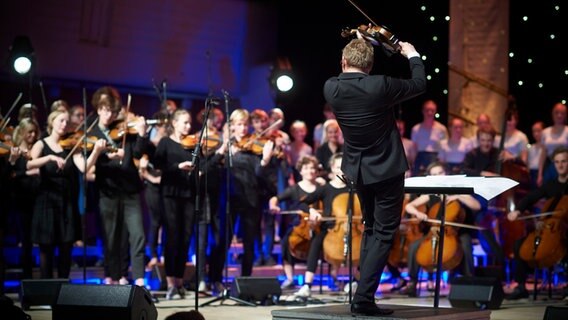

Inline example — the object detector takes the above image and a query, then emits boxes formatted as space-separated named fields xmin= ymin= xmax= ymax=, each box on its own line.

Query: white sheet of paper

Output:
xmin=404 ymin=175 xmax=519 ymax=200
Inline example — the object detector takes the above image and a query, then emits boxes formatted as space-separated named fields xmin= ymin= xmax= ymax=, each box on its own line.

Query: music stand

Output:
xmin=404 ymin=175 xmax=518 ymax=308
xmin=404 ymin=186 xmax=474 ymax=308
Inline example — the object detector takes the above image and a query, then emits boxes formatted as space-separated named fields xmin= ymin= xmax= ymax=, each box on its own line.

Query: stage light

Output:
xmin=9 ymin=36 xmax=35 ymax=75
xmin=270 ymin=57 xmax=294 ymax=93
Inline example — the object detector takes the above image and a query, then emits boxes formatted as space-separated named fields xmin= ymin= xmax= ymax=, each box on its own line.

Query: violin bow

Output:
xmin=346 ymin=0 xmax=379 ymax=26
xmin=243 ymin=118 xmax=283 ymax=148
xmin=0 ymin=92 xmax=23 ymax=132
xmin=121 ymin=94 xmax=132 ymax=151
xmin=63 ymin=117 xmax=99 ymax=163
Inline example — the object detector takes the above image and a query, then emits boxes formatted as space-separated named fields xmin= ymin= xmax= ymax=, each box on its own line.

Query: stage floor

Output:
xmin=10 ymin=285 xmax=566 ymax=320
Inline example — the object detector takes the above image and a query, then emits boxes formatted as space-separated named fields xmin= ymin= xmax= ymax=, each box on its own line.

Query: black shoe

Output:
xmin=351 ymin=302 xmax=394 ymax=316
xmin=390 ymin=278 xmax=408 ymax=292
xmin=212 ymin=282 xmax=226 ymax=297
xmin=264 ymin=256 xmax=277 ymax=266
xmin=505 ymin=286 xmax=529 ymax=300
xmin=399 ymin=281 xmax=417 ymax=297
xmin=253 ymin=257 xmax=264 ymax=267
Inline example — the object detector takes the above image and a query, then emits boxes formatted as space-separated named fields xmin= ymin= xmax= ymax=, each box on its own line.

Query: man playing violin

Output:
xmin=89 ymin=86 xmax=148 ymax=287
xmin=324 ymin=37 xmax=425 ymax=316
xmin=506 ymin=146 xmax=568 ymax=300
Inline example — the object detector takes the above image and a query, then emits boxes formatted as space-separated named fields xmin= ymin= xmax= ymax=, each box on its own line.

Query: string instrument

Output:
xmin=286 ymin=201 xmax=324 ymax=261
xmin=233 ymin=119 xmax=284 ymax=157
xmin=180 ymin=133 xmax=222 ymax=152
xmin=341 ymin=24 xmax=401 ymax=53
xmin=323 ymin=192 xmax=363 ymax=266
xmin=59 ymin=135 xmax=117 ymax=153
xmin=493 ymin=96 xmax=530 ymax=258
xmin=0 ymin=140 xmax=14 ymax=157
xmin=518 ymin=195 xmax=568 ymax=268
xmin=108 ymin=117 xmax=166 ymax=140
xmin=415 ymin=200 xmax=465 ymax=272
xmin=388 ymin=197 xmax=425 ymax=267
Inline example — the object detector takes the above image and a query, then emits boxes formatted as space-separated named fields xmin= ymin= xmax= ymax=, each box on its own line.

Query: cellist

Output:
xmin=401 ymin=161 xmax=481 ymax=297
xmin=506 ymin=146 xmax=568 ymax=300
xmin=268 ymin=155 xmax=325 ymax=289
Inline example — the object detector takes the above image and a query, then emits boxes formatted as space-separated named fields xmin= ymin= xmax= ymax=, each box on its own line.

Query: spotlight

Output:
xmin=9 ymin=36 xmax=35 ymax=75
xmin=270 ymin=57 xmax=294 ymax=93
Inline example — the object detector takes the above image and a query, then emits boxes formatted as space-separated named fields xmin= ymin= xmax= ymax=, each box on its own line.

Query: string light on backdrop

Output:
xmin=8 ymin=36 xmax=35 ymax=75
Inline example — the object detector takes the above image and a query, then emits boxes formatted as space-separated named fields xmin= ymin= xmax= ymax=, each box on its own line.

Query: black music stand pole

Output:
xmin=404 ymin=186 xmax=474 ymax=308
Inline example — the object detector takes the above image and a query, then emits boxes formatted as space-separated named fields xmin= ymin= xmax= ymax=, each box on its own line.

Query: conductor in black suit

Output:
xmin=323 ymin=38 xmax=426 ymax=315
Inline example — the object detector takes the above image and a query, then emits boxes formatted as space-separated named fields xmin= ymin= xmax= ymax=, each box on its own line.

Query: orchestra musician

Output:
xmin=401 ymin=162 xmax=481 ymax=297
xmin=26 ymin=109 xmax=103 ymax=279
xmin=506 ymin=146 xmax=568 ymax=300
xmin=410 ymin=100 xmax=448 ymax=176
xmin=208 ymin=108 xmax=273 ymax=294
xmin=153 ymin=109 xmax=196 ymax=300
xmin=89 ymin=86 xmax=148 ymax=287
xmin=324 ymin=37 xmax=425 ymax=316
xmin=268 ymin=155 xmax=325 ymax=289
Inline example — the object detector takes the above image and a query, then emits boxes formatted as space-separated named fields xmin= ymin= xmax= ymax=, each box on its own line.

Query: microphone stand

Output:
xmin=190 ymin=98 xmax=215 ymax=312
xmin=338 ymin=175 xmax=355 ymax=303
xmin=81 ymin=88 xmax=88 ymax=283
xmin=200 ymin=90 xmax=255 ymax=307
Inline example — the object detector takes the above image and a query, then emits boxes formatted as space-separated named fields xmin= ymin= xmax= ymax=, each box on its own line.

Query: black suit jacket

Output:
xmin=323 ymin=56 xmax=426 ymax=185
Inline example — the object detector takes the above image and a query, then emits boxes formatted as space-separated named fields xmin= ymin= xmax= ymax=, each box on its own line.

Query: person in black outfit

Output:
xmin=323 ymin=38 xmax=426 ymax=315
xmin=26 ymin=109 xmax=103 ymax=279
xmin=154 ymin=109 xmax=197 ymax=300
xmin=8 ymin=118 xmax=41 ymax=279
xmin=462 ymin=126 xmax=500 ymax=177
xmin=89 ymin=86 xmax=148 ymax=286
xmin=268 ymin=155 xmax=324 ymax=289
xmin=209 ymin=109 xmax=273 ymax=294
xmin=505 ymin=146 xmax=568 ymax=300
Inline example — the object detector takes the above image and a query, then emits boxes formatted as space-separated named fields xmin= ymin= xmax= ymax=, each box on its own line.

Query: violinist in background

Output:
xmin=153 ymin=109 xmax=196 ymax=300
xmin=528 ymin=121 xmax=545 ymax=190
xmin=396 ymin=119 xmax=417 ymax=178
xmin=27 ymin=109 xmax=104 ymax=279
xmin=505 ymin=146 xmax=568 ymax=300
xmin=268 ymin=155 xmax=324 ymax=290
xmin=7 ymin=118 xmax=41 ymax=279
xmin=209 ymin=109 xmax=273 ymax=294
xmin=410 ymin=100 xmax=448 ymax=177
xmin=401 ymin=162 xmax=481 ymax=297
xmin=538 ymin=103 xmax=568 ymax=186
xmin=90 ymin=86 xmax=148 ymax=287
xmin=67 ymin=104 xmax=86 ymax=134
xmin=286 ymin=120 xmax=313 ymax=182
xmin=500 ymin=110 xmax=529 ymax=165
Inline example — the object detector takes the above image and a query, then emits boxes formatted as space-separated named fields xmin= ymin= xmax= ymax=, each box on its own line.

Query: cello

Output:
xmin=415 ymin=199 xmax=465 ymax=272
xmin=322 ymin=192 xmax=363 ymax=266
xmin=286 ymin=201 xmax=323 ymax=261
xmin=388 ymin=196 xmax=424 ymax=267
xmin=518 ymin=195 xmax=568 ymax=268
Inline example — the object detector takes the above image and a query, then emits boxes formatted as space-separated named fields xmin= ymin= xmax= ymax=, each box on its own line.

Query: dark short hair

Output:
xmin=476 ymin=126 xmax=496 ymax=139
xmin=552 ymin=146 xmax=568 ymax=160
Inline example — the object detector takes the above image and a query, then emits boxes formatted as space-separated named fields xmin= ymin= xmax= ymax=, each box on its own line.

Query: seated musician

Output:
xmin=401 ymin=161 xmax=481 ymax=297
xmin=284 ymin=153 xmax=358 ymax=297
xmin=506 ymin=146 xmax=568 ymax=300
xmin=269 ymin=155 xmax=325 ymax=289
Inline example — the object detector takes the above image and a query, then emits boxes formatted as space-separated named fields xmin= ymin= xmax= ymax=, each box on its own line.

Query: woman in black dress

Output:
xmin=27 ymin=109 xmax=103 ymax=279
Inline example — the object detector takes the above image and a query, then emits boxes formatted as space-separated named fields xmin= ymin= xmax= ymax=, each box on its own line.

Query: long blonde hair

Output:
xmin=46 ymin=109 xmax=69 ymax=135
xmin=12 ymin=117 xmax=40 ymax=146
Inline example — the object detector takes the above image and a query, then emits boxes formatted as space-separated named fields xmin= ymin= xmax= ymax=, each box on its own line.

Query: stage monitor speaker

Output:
xmin=52 ymin=284 xmax=157 ymax=320
xmin=448 ymin=276 xmax=504 ymax=310
xmin=543 ymin=306 xmax=568 ymax=320
xmin=230 ymin=277 xmax=281 ymax=304
xmin=19 ymin=278 xmax=69 ymax=310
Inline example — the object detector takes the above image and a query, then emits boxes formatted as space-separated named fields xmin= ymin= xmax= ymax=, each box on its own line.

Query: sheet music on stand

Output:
xmin=403 ymin=175 xmax=518 ymax=308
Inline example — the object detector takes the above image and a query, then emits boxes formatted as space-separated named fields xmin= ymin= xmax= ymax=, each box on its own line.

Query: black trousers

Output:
xmin=353 ymin=174 xmax=404 ymax=305
xmin=163 ymin=196 xmax=195 ymax=278
xmin=197 ymin=193 xmax=220 ymax=282
xmin=144 ymin=183 xmax=164 ymax=258
xmin=99 ymin=193 xmax=146 ymax=280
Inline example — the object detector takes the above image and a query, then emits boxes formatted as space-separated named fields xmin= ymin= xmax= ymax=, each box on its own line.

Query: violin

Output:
xmin=59 ymin=135 xmax=116 ymax=153
xmin=518 ymin=195 xmax=568 ymax=268
xmin=180 ymin=133 xmax=222 ymax=152
xmin=0 ymin=140 xmax=13 ymax=157
xmin=108 ymin=117 xmax=166 ymax=140
xmin=341 ymin=24 xmax=401 ymax=53
xmin=415 ymin=199 xmax=465 ymax=272
xmin=234 ymin=133 xmax=272 ymax=155
xmin=322 ymin=192 xmax=364 ymax=266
